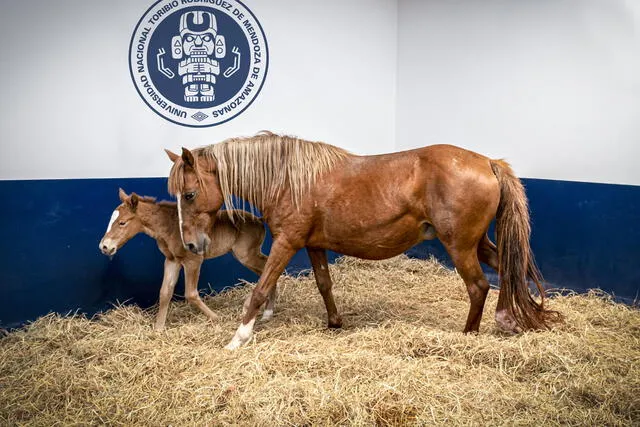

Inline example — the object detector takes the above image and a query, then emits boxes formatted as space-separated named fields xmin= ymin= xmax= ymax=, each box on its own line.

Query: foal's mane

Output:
xmin=137 ymin=195 xmax=158 ymax=204
xmin=168 ymin=132 xmax=350 ymax=217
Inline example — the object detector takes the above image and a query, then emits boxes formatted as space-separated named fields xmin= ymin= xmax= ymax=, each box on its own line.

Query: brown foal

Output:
xmin=98 ymin=188 xmax=275 ymax=330
xmin=166 ymin=133 xmax=561 ymax=349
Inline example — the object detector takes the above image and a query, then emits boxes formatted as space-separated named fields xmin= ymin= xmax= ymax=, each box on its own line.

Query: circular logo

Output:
xmin=129 ymin=0 xmax=268 ymax=127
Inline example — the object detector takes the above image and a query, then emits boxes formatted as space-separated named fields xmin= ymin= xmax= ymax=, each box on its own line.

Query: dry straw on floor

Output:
xmin=1 ymin=256 xmax=638 ymax=426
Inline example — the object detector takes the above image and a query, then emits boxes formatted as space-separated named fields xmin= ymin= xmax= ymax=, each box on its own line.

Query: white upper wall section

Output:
xmin=396 ymin=0 xmax=640 ymax=185
xmin=2 ymin=0 xmax=639 ymax=185
xmin=0 ymin=0 xmax=397 ymax=180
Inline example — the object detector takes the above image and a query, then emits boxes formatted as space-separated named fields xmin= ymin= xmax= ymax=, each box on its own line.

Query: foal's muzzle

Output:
xmin=99 ymin=239 xmax=117 ymax=257
xmin=185 ymin=234 xmax=210 ymax=255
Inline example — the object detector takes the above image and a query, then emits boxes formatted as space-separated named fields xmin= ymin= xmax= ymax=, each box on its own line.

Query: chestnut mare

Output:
xmin=166 ymin=133 xmax=560 ymax=349
xmin=98 ymin=189 xmax=275 ymax=331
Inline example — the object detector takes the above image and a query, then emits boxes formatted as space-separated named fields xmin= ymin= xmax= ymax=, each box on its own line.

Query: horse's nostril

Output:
xmin=186 ymin=243 xmax=198 ymax=253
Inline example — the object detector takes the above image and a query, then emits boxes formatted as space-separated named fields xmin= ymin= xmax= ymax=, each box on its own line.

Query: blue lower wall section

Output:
xmin=0 ymin=177 xmax=638 ymax=328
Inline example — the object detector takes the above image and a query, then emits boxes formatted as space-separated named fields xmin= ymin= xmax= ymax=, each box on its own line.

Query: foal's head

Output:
xmin=99 ymin=189 xmax=144 ymax=257
xmin=166 ymin=148 xmax=224 ymax=255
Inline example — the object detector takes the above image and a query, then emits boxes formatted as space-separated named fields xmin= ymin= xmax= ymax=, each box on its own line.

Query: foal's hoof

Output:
xmin=261 ymin=308 xmax=274 ymax=321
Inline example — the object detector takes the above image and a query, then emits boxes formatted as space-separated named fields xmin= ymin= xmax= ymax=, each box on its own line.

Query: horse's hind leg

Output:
xmin=307 ymin=247 xmax=342 ymax=328
xmin=477 ymin=234 xmax=520 ymax=332
xmin=444 ymin=243 xmax=491 ymax=333
xmin=154 ymin=258 xmax=182 ymax=331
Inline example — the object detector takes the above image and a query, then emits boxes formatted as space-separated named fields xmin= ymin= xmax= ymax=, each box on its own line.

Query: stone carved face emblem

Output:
xmin=181 ymin=12 xmax=216 ymax=57
xmin=182 ymin=32 xmax=215 ymax=56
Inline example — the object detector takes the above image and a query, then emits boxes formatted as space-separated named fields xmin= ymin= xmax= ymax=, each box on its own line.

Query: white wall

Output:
xmin=0 ymin=0 xmax=398 ymax=180
xmin=3 ymin=0 xmax=639 ymax=186
xmin=396 ymin=0 xmax=640 ymax=185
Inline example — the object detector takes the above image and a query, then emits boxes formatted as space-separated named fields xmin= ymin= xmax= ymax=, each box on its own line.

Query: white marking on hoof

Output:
xmin=261 ymin=309 xmax=273 ymax=321
xmin=224 ymin=318 xmax=255 ymax=350
xmin=106 ymin=210 xmax=119 ymax=233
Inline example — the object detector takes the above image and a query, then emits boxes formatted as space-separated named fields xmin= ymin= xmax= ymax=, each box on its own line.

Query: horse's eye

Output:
xmin=119 ymin=221 xmax=127 ymax=226
xmin=184 ymin=192 xmax=196 ymax=201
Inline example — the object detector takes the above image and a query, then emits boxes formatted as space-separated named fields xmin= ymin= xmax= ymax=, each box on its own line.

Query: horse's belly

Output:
xmin=331 ymin=239 xmax=418 ymax=260
xmin=310 ymin=215 xmax=428 ymax=260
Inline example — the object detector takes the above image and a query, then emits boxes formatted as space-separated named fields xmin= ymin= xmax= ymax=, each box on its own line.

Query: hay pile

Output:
xmin=1 ymin=256 xmax=638 ymax=426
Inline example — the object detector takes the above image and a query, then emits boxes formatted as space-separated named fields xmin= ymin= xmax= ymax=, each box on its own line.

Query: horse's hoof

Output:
xmin=495 ymin=309 xmax=521 ymax=334
xmin=224 ymin=337 xmax=246 ymax=350
xmin=224 ymin=343 xmax=237 ymax=351
xmin=328 ymin=315 xmax=343 ymax=329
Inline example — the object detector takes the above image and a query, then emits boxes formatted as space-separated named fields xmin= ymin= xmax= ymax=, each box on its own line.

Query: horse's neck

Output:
xmin=138 ymin=203 xmax=179 ymax=243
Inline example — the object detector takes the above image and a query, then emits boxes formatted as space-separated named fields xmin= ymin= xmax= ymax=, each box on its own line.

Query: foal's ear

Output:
xmin=118 ymin=188 xmax=129 ymax=202
xmin=181 ymin=147 xmax=195 ymax=168
xmin=129 ymin=193 xmax=139 ymax=211
xmin=164 ymin=149 xmax=179 ymax=163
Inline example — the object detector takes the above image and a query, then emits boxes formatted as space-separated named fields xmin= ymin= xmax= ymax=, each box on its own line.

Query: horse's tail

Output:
xmin=490 ymin=159 xmax=562 ymax=330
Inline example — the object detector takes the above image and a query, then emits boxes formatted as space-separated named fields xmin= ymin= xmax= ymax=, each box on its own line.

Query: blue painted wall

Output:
xmin=0 ymin=177 xmax=638 ymax=328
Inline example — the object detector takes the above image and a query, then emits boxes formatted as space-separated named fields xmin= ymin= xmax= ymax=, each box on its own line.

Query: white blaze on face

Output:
xmin=106 ymin=210 xmax=120 ymax=233
xmin=176 ymin=193 xmax=185 ymax=244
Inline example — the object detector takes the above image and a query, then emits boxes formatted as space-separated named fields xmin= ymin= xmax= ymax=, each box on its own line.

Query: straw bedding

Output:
xmin=1 ymin=256 xmax=638 ymax=426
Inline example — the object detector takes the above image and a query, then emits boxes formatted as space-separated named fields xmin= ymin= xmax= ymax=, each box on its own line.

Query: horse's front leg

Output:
xmin=154 ymin=258 xmax=182 ymax=331
xmin=233 ymin=243 xmax=276 ymax=321
xmin=226 ymin=238 xmax=297 ymax=350
xmin=242 ymin=284 xmax=277 ymax=321
xmin=183 ymin=258 xmax=219 ymax=323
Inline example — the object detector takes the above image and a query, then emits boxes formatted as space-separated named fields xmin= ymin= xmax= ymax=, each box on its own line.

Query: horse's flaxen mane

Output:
xmin=168 ymin=131 xmax=350 ymax=217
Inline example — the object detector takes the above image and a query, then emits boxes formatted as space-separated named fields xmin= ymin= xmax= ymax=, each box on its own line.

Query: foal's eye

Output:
xmin=184 ymin=192 xmax=197 ymax=201
xmin=119 ymin=221 xmax=127 ymax=226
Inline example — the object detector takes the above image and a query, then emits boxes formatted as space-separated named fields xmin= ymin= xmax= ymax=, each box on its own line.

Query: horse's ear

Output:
xmin=129 ymin=193 xmax=139 ymax=211
xmin=118 ymin=188 xmax=128 ymax=202
xmin=181 ymin=147 xmax=195 ymax=168
xmin=165 ymin=149 xmax=179 ymax=163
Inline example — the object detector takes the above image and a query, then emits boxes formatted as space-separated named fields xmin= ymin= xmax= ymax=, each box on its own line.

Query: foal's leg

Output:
xmin=183 ymin=259 xmax=219 ymax=323
xmin=445 ymin=243 xmax=491 ymax=333
xmin=307 ymin=247 xmax=342 ymax=328
xmin=478 ymin=234 xmax=520 ymax=333
xmin=232 ymin=246 xmax=276 ymax=321
xmin=225 ymin=238 xmax=297 ymax=350
xmin=154 ymin=259 xmax=182 ymax=331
